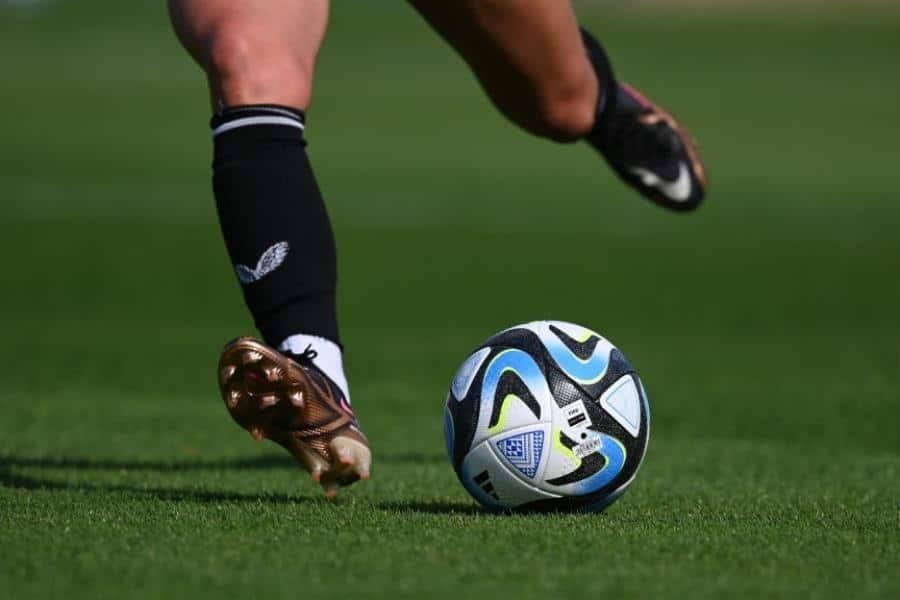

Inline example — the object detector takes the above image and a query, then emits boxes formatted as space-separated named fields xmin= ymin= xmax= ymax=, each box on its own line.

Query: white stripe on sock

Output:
xmin=225 ymin=106 xmax=302 ymax=120
xmin=212 ymin=116 xmax=304 ymax=137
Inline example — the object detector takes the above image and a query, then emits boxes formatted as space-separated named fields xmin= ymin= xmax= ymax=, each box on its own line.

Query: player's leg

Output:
xmin=168 ymin=0 xmax=370 ymax=495
xmin=408 ymin=0 xmax=707 ymax=210
xmin=410 ymin=0 xmax=597 ymax=142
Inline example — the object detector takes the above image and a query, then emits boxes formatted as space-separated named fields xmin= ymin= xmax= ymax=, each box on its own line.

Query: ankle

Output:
xmin=279 ymin=333 xmax=350 ymax=401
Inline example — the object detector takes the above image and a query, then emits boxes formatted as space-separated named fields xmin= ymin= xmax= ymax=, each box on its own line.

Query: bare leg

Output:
xmin=410 ymin=0 xmax=708 ymax=209
xmin=408 ymin=0 xmax=599 ymax=142
xmin=168 ymin=0 xmax=329 ymax=111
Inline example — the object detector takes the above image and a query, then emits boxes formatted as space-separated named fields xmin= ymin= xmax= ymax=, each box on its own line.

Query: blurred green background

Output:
xmin=1 ymin=1 xmax=898 ymax=598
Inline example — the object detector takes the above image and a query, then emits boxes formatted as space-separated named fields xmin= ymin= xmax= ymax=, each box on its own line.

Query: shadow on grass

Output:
xmin=0 ymin=466 xmax=308 ymax=504
xmin=377 ymin=500 xmax=488 ymax=516
xmin=0 ymin=454 xmax=311 ymax=504
xmin=0 ymin=453 xmax=294 ymax=472
xmin=0 ymin=450 xmax=444 ymax=472
xmin=0 ymin=451 xmax=446 ymax=505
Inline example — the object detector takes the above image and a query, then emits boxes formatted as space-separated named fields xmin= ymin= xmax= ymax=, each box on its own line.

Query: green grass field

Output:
xmin=2 ymin=1 xmax=899 ymax=598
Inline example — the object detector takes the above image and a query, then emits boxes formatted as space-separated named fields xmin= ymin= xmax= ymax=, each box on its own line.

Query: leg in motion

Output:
xmin=409 ymin=0 xmax=707 ymax=210
xmin=168 ymin=0 xmax=370 ymax=496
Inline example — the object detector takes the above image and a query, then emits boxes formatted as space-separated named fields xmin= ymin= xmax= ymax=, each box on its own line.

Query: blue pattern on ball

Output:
xmin=495 ymin=430 xmax=544 ymax=479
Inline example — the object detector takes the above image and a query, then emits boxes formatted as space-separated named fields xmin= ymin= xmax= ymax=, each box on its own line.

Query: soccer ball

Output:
xmin=444 ymin=321 xmax=650 ymax=512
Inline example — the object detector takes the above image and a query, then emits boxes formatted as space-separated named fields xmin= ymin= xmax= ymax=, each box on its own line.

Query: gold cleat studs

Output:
xmin=263 ymin=366 xmax=283 ymax=383
xmin=241 ymin=351 xmax=262 ymax=366
xmin=258 ymin=394 xmax=279 ymax=409
xmin=218 ymin=337 xmax=371 ymax=498
xmin=288 ymin=390 xmax=304 ymax=408
xmin=220 ymin=364 xmax=236 ymax=384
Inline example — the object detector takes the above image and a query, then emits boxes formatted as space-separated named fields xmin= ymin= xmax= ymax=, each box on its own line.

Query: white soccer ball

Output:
xmin=444 ymin=321 xmax=650 ymax=512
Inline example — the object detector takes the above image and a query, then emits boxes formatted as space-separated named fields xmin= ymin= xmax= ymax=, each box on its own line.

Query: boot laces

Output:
xmin=288 ymin=344 xmax=318 ymax=367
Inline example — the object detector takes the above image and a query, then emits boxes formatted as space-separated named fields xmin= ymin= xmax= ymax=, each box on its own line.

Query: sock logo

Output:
xmin=235 ymin=241 xmax=289 ymax=284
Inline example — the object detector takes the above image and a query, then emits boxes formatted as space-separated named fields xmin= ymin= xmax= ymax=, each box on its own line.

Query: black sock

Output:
xmin=580 ymin=28 xmax=620 ymax=144
xmin=211 ymin=105 xmax=340 ymax=347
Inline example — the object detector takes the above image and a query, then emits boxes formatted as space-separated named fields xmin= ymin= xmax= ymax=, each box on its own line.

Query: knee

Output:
xmin=205 ymin=23 xmax=312 ymax=109
xmin=532 ymin=76 xmax=598 ymax=143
